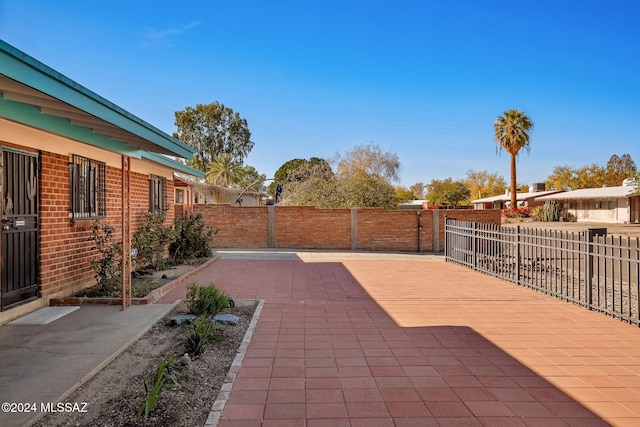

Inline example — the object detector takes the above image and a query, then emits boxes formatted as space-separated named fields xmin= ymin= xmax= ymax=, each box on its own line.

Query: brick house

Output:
xmin=0 ymin=40 xmax=203 ymax=323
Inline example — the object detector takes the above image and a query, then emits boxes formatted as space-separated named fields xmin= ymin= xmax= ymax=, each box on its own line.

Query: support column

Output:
xmin=121 ymin=155 xmax=132 ymax=310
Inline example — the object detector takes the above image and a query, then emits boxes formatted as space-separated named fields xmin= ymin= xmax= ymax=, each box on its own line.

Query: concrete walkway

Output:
xmin=0 ymin=303 xmax=176 ymax=427
xmin=155 ymin=250 xmax=640 ymax=426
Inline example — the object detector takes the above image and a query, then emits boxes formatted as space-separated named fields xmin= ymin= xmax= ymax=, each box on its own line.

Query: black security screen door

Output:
xmin=1 ymin=148 xmax=39 ymax=310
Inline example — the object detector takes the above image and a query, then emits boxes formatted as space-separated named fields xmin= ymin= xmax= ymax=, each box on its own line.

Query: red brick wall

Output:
xmin=192 ymin=204 xmax=269 ymax=248
xmin=356 ymin=209 xmax=419 ymax=251
xmin=38 ymin=151 xmax=175 ymax=299
xmin=190 ymin=205 xmax=501 ymax=252
xmin=274 ymin=207 xmax=351 ymax=249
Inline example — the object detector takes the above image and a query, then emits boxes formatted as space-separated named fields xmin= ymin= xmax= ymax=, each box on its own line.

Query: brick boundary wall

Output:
xmin=183 ymin=204 xmax=500 ymax=253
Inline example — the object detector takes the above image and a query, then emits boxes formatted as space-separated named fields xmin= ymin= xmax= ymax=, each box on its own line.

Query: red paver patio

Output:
xmin=157 ymin=251 xmax=640 ymax=426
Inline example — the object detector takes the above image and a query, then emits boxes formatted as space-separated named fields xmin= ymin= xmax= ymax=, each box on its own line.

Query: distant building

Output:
xmin=537 ymin=179 xmax=640 ymax=224
xmin=472 ymin=183 xmax=562 ymax=210
xmin=174 ymin=174 xmax=269 ymax=208
xmin=397 ymin=200 xmax=428 ymax=210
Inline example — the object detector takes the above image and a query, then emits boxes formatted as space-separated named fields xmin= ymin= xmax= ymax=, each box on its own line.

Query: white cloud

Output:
xmin=141 ymin=21 xmax=200 ymax=46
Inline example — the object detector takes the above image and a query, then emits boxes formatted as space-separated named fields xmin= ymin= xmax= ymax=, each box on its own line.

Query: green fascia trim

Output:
xmin=0 ymin=40 xmax=193 ymax=159
xmin=141 ymin=151 xmax=205 ymax=178
xmin=0 ymin=94 xmax=142 ymax=157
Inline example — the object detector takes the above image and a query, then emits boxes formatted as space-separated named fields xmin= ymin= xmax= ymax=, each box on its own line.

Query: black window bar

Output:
xmin=149 ymin=174 xmax=167 ymax=213
xmin=70 ymin=154 xmax=106 ymax=220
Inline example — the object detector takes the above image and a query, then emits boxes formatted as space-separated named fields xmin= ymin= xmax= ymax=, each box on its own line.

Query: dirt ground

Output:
xmin=33 ymin=300 xmax=258 ymax=427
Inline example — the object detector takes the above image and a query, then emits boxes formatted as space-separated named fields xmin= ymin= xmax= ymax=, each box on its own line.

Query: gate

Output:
xmin=1 ymin=148 xmax=39 ymax=310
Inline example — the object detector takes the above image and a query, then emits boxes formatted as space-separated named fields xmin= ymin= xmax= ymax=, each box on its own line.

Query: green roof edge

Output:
xmin=0 ymin=39 xmax=194 ymax=159
xmin=141 ymin=151 xmax=205 ymax=178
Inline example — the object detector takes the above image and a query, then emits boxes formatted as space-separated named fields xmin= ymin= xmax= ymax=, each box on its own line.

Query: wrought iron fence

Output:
xmin=445 ymin=219 xmax=640 ymax=326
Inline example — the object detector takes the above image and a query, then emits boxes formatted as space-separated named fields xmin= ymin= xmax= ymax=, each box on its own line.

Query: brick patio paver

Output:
xmin=157 ymin=251 xmax=640 ymax=425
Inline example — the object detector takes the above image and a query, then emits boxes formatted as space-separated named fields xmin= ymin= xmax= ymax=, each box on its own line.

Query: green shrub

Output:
xmin=89 ymin=220 xmax=122 ymax=295
xmin=184 ymin=316 xmax=224 ymax=357
xmin=531 ymin=205 xmax=544 ymax=221
xmin=501 ymin=207 xmax=531 ymax=218
xmin=185 ymin=283 xmax=234 ymax=316
xmin=138 ymin=355 xmax=178 ymax=421
xmin=170 ymin=214 xmax=216 ymax=262
xmin=132 ymin=211 xmax=175 ymax=270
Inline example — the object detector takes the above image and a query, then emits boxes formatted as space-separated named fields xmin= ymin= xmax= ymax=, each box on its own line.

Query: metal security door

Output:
xmin=1 ymin=148 xmax=39 ymax=310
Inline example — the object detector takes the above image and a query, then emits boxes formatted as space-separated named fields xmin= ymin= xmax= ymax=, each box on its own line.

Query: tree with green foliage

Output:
xmin=236 ymin=165 xmax=268 ymax=192
xmin=343 ymin=171 xmax=398 ymax=209
xmin=464 ymin=169 xmax=507 ymax=200
xmin=205 ymin=153 xmax=244 ymax=187
xmin=395 ymin=186 xmax=415 ymax=202
xmin=546 ymin=165 xmax=577 ymax=191
xmin=606 ymin=154 xmax=637 ymax=187
xmin=173 ymin=102 xmax=254 ymax=171
xmin=426 ymin=178 xmax=471 ymax=208
xmin=278 ymin=143 xmax=401 ymax=209
xmin=547 ymin=164 xmax=605 ymax=190
xmin=270 ymin=157 xmax=328 ymax=196
xmin=409 ymin=182 xmax=426 ymax=199
xmin=334 ymin=142 xmax=400 ymax=183
xmin=546 ymin=154 xmax=636 ymax=190
xmin=280 ymin=161 xmax=345 ymax=207
xmin=493 ymin=109 xmax=534 ymax=208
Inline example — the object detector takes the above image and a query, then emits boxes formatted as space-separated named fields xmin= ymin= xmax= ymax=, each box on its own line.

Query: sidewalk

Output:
xmin=0 ymin=303 xmax=176 ymax=427
xmin=156 ymin=250 xmax=640 ymax=426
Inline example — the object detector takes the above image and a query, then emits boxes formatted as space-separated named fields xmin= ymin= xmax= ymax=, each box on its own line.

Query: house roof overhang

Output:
xmin=0 ymin=40 xmax=194 ymax=160
xmin=537 ymin=186 xmax=637 ymax=200
xmin=471 ymin=190 xmax=563 ymax=204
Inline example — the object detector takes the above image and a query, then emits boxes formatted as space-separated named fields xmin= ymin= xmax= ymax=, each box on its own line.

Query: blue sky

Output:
xmin=1 ymin=1 xmax=639 ymax=188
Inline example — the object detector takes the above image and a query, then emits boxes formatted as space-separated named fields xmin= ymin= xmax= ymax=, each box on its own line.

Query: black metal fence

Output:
xmin=445 ymin=219 xmax=640 ymax=326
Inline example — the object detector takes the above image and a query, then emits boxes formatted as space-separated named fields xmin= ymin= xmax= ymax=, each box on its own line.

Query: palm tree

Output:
xmin=205 ymin=153 xmax=244 ymax=187
xmin=493 ymin=109 xmax=534 ymax=209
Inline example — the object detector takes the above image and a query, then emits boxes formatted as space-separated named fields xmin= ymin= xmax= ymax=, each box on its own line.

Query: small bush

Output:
xmin=184 ymin=316 xmax=224 ymax=357
xmin=186 ymin=283 xmax=234 ymax=316
xmin=132 ymin=211 xmax=175 ymax=270
xmin=170 ymin=214 xmax=216 ymax=263
xmin=531 ymin=205 xmax=544 ymax=221
xmin=89 ymin=220 xmax=122 ymax=295
xmin=501 ymin=207 xmax=531 ymax=218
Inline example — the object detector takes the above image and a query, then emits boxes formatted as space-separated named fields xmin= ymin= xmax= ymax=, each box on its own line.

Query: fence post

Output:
xmin=472 ymin=221 xmax=477 ymax=270
xmin=444 ymin=215 xmax=449 ymax=260
xmin=585 ymin=227 xmax=607 ymax=310
xmin=585 ymin=229 xmax=593 ymax=309
xmin=515 ymin=226 xmax=521 ymax=286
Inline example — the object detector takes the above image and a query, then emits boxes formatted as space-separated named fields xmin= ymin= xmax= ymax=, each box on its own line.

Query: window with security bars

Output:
xmin=70 ymin=155 xmax=106 ymax=220
xmin=149 ymin=174 xmax=167 ymax=213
